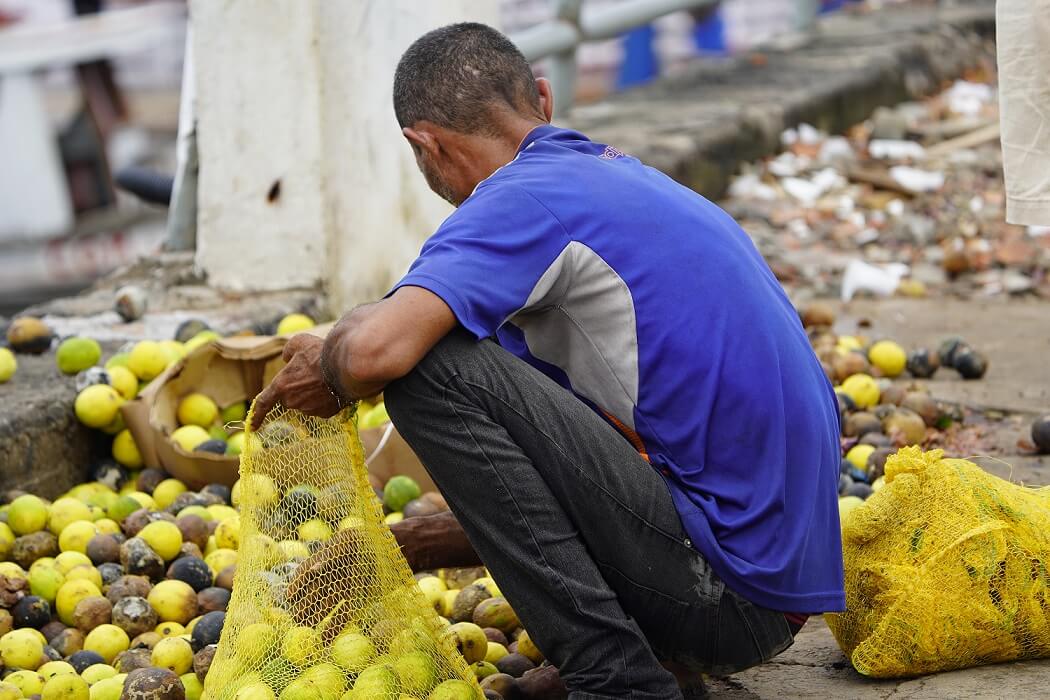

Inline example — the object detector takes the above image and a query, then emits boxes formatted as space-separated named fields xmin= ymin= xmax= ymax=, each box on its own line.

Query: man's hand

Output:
xmin=250 ymin=333 xmax=340 ymax=430
xmin=251 ymin=286 xmax=457 ymax=430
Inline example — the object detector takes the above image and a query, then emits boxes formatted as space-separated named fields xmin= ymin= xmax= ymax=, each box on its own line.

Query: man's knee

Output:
xmin=385 ymin=328 xmax=480 ymax=424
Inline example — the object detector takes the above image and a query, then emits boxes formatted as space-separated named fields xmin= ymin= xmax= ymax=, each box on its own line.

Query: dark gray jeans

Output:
xmin=386 ymin=330 xmax=794 ymax=699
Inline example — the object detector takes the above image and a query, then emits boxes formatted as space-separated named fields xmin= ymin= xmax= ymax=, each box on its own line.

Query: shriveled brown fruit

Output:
xmin=122 ymin=666 xmax=185 ymax=700
xmin=111 ymin=596 xmax=159 ymax=638
xmin=10 ymin=531 xmax=58 ymax=569
xmin=106 ymin=575 xmax=152 ymax=605
xmin=878 ymin=385 xmax=907 ymax=406
xmin=193 ymin=644 xmax=217 ymax=683
xmin=403 ymin=497 xmax=445 ymax=519
xmin=40 ymin=620 xmax=65 ymax=642
xmin=0 ymin=610 xmax=11 ymax=637
xmin=285 ymin=528 xmax=369 ymax=635
xmin=799 ymin=302 xmax=836 ymax=329
xmin=419 ymin=491 xmax=450 ymax=511
xmin=121 ymin=537 xmax=165 ymax=580
xmin=481 ymin=673 xmax=519 ymax=699
xmin=843 ymin=412 xmax=881 ymax=438
xmin=175 ymin=515 xmax=209 ymax=551
xmin=515 ymin=665 xmax=568 ymax=700
xmin=0 ymin=573 xmax=28 ymax=607
xmin=115 ymin=647 xmax=154 ymax=674
xmin=72 ymin=596 xmax=112 ymax=633
xmin=833 ymin=353 xmax=869 ymax=383
xmin=135 ymin=469 xmax=168 ymax=495
xmin=900 ymin=392 xmax=942 ymax=428
xmin=214 ymin=565 xmax=236 ymax=591
xmin=51 ymin=628 xmax=85 ymax=657
xmin=883 ymin=408 xmax=927 ymax=446
xmin=86 ymin=534 xmax=121 ymax=565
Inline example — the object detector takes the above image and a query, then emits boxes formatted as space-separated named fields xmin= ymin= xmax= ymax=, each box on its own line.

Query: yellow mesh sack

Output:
xmin=826 ymin=447 xmax=1050 ymax=678
xmin=203 ymin=405 xmax=481 ymax=700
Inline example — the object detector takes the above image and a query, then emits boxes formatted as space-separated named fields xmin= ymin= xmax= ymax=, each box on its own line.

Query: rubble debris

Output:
xmin=722 ymin=70 xmax=1050 ymax=301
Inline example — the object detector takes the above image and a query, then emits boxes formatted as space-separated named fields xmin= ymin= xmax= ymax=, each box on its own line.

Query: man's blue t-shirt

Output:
xmin=392 ymin=125 xmax=845 ymax=613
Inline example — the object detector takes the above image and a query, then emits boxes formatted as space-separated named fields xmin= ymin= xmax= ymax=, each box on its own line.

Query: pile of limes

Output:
xmin=2 ymin=313 xmax=317 ymax=462
xmin=170 ymin=393 xmax=248 ymax=458
xmin=0 ymin=454 xmax=550 ymax=700
xmin=1 ymin=310 xmax=566 ymax=699
xmin=0 ymin=469 xmax=238 ymax=700
xmin=57 ymin=313 xmax=322 ymax=465
xmin=64 ymin=340 xmax=253 ymax=469
xmin=68 ymin=337 xmax=199 ymax=470
xmin=799 ymin=303 xmax=991 ymax=524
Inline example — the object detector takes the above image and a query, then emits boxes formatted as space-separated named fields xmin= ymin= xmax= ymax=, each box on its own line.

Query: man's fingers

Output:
xmin=250 ymin=383 xmax=279 ymax=431
xmin=282 ymin=335 xmax=304 ymax=362
xmin=282 ymin=331 xmax=321 ymax=362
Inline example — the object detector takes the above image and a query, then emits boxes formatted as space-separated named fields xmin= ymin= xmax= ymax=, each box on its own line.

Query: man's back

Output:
xmin=395 ymin=125 xmax=845 ymax=613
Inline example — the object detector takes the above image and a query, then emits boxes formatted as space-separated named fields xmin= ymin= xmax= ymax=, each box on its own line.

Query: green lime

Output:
xmin=382 ymin=476 xmax=421 ymax=513
xmin=0 ymin=348 xmax=16 ymax=383
xmin=106 ymin=495 xmax=142 ymax=524
xmin=220 ymin=401 xmax=248 ymax=424
xmin=56 ymin=337 xmax=102 ymax=375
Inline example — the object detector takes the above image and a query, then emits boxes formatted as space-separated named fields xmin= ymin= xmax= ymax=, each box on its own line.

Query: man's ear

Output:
xmin=403 ymin=126 xmax=440 ymax=158
xmin=535 ymin=78 xmax=554 ymax=123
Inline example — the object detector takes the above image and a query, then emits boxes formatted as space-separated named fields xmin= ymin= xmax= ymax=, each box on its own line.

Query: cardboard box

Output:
xmin=121 ymin=327 xmax=435 ymax=492
xmin=121 ymin=335 xmax=288 ymax=489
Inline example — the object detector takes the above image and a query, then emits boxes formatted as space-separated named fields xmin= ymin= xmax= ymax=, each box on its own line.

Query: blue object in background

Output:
xmin=821 ymin=0 xmax=864 ymax=12
xmin=692 ymin=7 xmax=727 ymax=55
xmin=617 ymin=1 xmax=860 ymax=90
xmin=616 ymin=24 xmax=658 ymax=89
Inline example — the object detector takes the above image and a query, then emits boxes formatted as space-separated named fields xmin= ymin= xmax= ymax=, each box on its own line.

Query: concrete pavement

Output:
xmin=708 ymin=616 xmax=1050 ymax=699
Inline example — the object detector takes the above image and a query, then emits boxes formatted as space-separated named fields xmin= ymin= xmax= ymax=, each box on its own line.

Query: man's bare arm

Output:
xmin=251 ymin=285 xmax=457 ymax=428
xmin=321 ymin=286 xmax=458 ymax=402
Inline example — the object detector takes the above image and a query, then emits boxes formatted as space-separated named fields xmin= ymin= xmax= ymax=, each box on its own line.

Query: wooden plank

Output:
xmin=924 ymin=122 xmax=1001 ymax=158
xmin=910 ymin=116 xmax=996 ymax=144
xmin=845 ymin=165 xmax=916 ymax=196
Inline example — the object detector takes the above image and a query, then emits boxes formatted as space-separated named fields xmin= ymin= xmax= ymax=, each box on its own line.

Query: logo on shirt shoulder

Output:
xmin=598 ymin=145 xmax=626 ymax=160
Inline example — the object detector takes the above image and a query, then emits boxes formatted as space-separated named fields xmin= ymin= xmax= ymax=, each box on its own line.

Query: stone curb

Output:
xmin=567 ymin=2 xmax=995 ymax=199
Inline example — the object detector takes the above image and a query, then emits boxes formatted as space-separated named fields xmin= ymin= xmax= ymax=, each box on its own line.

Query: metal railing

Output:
xmin=509 ymin=0 xmax=821 ymax=116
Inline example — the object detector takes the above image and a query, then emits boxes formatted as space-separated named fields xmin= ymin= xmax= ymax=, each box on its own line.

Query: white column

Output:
xmin=191 ymin=0 xmax=498 ymax=309
xmin=0 ymin=73 xmax=74 ymax=241
xmin=192 ymin=1 xmax=329 ymax=292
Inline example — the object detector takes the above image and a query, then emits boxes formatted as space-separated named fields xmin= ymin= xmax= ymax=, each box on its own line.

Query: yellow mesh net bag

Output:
xmin=203 ymin=405 xmax=481 ymax=700
xmin=826 ymin=446 xmax=1050 ymax=678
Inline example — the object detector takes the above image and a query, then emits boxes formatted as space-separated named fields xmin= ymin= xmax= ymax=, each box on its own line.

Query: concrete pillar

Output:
xmin=0 ymin=74 xmax=74 ymax=240
xmin=191 ymin=0 xmax=498 ymax=312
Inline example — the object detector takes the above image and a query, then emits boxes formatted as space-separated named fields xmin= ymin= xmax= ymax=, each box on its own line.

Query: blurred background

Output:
xmin=0 ymin=0 xmax=913 ymax=315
